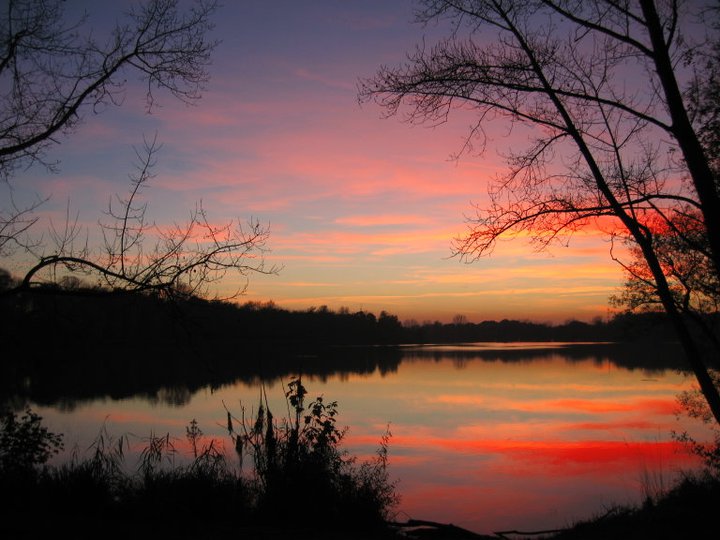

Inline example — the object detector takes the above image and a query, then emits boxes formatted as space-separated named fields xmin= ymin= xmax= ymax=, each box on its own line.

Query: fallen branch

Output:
xmin=388 ymin=519 xmax=496 ymax=539
xmin=494 ymin=528 xmax=566 ymax=539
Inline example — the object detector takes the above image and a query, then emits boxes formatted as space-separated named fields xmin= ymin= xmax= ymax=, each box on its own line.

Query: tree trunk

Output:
xmin=640 ymin=0 xmax=720 ymax=280
xmin=644 ymin=249 xmax=720 ymax=426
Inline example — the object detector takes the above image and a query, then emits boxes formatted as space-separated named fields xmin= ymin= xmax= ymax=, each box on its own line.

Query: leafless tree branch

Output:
xmin=0 ymin=0 xmax=219 ymax=179
xmin=360 ymin=0 xmax=720 ymax=424
xmin=12 ymin=136 xmax=279 ymax=300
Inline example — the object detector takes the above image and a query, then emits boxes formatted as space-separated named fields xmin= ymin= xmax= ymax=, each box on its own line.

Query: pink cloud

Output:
xmin=335 ymin=214 xmax=434 ymax=227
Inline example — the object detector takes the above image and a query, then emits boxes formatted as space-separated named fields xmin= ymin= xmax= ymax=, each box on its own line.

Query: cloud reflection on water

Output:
xmin=31 ymin=343 xmax=710 ymax=534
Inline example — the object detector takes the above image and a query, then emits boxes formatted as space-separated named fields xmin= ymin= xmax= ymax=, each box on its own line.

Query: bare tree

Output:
xmin=611 ymin=209 xmax=720 ymax=345
xmin=0 ymin=190 xmax=44 ymax=255
xmin=0 ymin=1 xmax=277 ymax=300
xmin=11 ymin=136 xmax=277 ymax=300
xmin=612 ymin=36 xmax=720 ymax=351
xmin=0 ymin=0 xmax=218 ymax=179
xmin=359 ymin=0 xmax=720 ymax=424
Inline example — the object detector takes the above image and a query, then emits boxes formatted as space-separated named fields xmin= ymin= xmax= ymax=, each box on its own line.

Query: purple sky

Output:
xmin=5 ymin=0 xmax=624 ymax=323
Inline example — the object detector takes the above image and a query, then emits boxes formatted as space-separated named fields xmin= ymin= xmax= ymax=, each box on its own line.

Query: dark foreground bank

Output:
xmin=3 ymin=406 xmax=720 ymax=540
xmin=2 ymin=471 xmax=718 ymax=540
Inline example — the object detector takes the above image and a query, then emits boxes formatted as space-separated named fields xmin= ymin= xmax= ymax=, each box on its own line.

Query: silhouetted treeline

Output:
xmin=0 ymin=289 xmax=407 ymax=409
xmin=1 ymin=283 xmax=708 ymax=409
xmin=1 ymin=283 xmax=686 ymax=352
xmin=399 ymin=341 xmax=688 ymax=373
xmin=399 ymin=313 xmax=678 ymax=343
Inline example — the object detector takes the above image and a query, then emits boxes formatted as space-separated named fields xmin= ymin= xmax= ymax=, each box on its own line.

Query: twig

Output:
xmin=494 ymin=528 xmax=566 ymax=539
xmin=388 ymin=518 xmax=493 ymax=538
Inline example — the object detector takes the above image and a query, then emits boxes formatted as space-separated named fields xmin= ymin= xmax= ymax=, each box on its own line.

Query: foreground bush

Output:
xmin=550 ymin=473 xmax=720 ymax=540
xmin=0 ymin=380 xmax=398 ymax=537
xmin=227 ymin=377 xmax=399 ymax=528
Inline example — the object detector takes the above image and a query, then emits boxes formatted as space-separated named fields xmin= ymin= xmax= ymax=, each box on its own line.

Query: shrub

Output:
xmin=674 ymin=369 xmax=720 ymax=476
xmin=227 ymin=376 xmax=399 ymax=529
xmin=0 ymin=407 xmax=63 ymax=478
xmin=0 ymin=382 xmax=399 ymax=536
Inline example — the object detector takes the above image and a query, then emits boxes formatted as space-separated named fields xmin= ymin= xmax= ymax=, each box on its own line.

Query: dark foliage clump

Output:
xmin=550 ymin=473 xmax=720 ymax=540
xmin=227 ymin=377 xmax=399 ymax=531
xmin=0 ymin=407 xmax=63 ymax=479
xmin=0 ymin=383 xmax=398 ymax=538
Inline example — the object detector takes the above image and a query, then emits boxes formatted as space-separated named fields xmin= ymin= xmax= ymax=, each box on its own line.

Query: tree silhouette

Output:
xmin=0 ymin=0 xmax=218 ymax=179
xmin=360 ymin=1 xmax=720 ymax=423
xmin=10 ymin=136 xmax=277 ymax=299
xmin=0 ymin=0 xmax=276 ymax=299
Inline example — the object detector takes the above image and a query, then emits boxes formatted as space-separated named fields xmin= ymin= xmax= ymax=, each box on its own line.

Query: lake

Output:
xmin=19 ymin=342 xmax=711 ymax=534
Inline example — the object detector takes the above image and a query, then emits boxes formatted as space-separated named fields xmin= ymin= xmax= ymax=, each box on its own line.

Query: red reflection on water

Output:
xmin=495 ymin=440 xmax=691 ymax=470
xmin=386 ymin=434 xmax=701 ymax=532
xmin=544 ymin=398 xmax=679 ymax=415
xmin=391 ymin=435 xmax=693 ymax=468
xmin=565 ymin=420 xmax=673 ymax=431
xmin=35 ymin=349 xmax=710 ymax=535
xmin=429 ymin=392 xmax=684 ymax=417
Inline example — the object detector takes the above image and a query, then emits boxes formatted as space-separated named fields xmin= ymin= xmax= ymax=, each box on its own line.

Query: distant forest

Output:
xmin=0 ymin=284 xmax=703 ymax=408
xmin=2 ymin=282 xmax=683 ymax=349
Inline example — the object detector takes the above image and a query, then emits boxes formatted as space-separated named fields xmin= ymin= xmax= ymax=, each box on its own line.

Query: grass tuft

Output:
xmin=0 ymin=380 xmax=399 ymax=537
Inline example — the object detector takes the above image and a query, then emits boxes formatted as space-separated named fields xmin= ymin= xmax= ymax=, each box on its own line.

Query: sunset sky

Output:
xmin=7 ymin=0 xmax=626 ymax=324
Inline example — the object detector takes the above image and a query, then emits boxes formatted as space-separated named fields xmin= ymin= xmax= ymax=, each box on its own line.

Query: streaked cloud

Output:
xmin=11 ymin=1 xmax=637 ymax=323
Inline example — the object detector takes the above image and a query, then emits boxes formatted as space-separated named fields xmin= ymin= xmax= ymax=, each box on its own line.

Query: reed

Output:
xmin=0 ymin=381 xmax=399 ymax=536
xmin=225 ymin=376 xmax=399 ymax=528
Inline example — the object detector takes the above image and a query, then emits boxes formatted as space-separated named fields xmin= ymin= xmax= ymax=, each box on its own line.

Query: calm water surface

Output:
xmin=29 ymin=342 xmax=710 ymax=534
